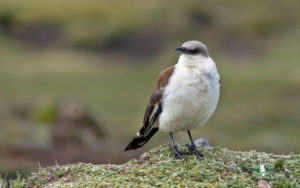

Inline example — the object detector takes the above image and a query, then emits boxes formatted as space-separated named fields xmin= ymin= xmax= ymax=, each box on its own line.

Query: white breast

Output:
xmin=159 ymin=54 xmax=220 ymax=133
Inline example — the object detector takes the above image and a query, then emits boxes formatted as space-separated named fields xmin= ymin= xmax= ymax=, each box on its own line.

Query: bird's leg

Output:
xmin=185 ymin=130 xmax=204 ymax=159
xmin=169 ymin=132 xmax=186 ymax=159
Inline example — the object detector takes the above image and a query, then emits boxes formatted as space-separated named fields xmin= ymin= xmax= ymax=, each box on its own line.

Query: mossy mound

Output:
xmin=27 ymin=146 xmax=300 ymax=187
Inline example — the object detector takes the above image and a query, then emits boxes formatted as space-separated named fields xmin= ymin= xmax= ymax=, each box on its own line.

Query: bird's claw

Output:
xmin=169 ymin=144 xmax=187 ymax=159
xmin=186 ymin=144 xmax=204 ymax=159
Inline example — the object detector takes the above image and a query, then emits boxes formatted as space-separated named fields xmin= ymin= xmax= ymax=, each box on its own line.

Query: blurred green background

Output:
xmin=0 ymin=0 xmax=300 ymax=178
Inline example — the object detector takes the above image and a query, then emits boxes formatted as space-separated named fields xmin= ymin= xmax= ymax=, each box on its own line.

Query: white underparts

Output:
xmin=158 ymin=54 xmax=220 ymax=133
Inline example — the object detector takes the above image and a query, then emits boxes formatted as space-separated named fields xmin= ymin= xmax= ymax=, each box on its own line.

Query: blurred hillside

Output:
xmin=0 ymin=0 xmax=300 ymax=178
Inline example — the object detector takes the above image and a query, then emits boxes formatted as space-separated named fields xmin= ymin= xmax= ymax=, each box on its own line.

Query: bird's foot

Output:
xmin=169 ymin=144 xmax=187 ymax=159
xmin=186 ymin=144 xmax=204 ymax=159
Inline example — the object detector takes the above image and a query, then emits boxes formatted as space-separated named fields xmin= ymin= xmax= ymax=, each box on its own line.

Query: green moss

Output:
xmin=27 ymin=146 xmax=300 ymax=187
xmin=274 ymin=159 xmax=285 ymax=171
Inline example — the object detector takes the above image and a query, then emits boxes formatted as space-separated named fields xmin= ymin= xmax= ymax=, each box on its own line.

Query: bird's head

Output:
xmin=175 ymin=40 xmax=209 ymax=58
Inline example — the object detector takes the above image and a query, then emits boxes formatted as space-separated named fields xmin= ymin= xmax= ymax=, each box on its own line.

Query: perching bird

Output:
xmin=125 ymin=40 xmax=220 ymax=159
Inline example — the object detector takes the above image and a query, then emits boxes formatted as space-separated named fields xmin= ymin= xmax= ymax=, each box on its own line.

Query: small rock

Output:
xmin=194 ymin=137 xmax=211 ymax=148
xmin=258 ymin=180 xmax=272 ymax=188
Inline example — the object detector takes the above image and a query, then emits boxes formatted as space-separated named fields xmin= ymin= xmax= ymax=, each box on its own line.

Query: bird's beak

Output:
xmin=175 ymin=47 xmax=187 ymax=53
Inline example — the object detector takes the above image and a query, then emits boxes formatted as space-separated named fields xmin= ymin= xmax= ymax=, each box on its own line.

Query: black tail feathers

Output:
xmin=124 ymin=127 xmax=159 ymax=151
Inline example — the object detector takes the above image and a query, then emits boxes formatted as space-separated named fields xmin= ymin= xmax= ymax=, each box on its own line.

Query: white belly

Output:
xmin=158 ymin=58 xmax=220 ymax=133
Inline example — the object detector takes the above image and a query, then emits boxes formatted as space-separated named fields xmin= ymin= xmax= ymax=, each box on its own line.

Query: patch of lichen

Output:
xmin=27 ymin=146 xmax=300 ymax=187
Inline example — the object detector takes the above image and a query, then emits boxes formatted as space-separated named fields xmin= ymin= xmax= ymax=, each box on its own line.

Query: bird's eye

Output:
xmin=188 ymin=48 xmax=200 ymax=54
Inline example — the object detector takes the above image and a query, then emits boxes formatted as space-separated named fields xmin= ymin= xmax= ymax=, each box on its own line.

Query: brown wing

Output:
xmin=124 ymin=65 xmax=175 ymax=151
xmin=141 ymin=65 xmax=175 ymax=134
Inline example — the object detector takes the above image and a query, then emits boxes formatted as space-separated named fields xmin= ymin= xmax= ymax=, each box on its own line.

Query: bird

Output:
xmin=124 ymin=40 xmax=220 ymax=159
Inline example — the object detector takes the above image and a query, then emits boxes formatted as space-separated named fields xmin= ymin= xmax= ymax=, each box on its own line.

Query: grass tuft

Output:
xmin=27 ymin=145 xmax=300 ymax=187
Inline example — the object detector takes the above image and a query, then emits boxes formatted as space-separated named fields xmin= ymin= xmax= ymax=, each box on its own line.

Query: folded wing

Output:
xmin=124 ymin=65 xmax=175 ymax=151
